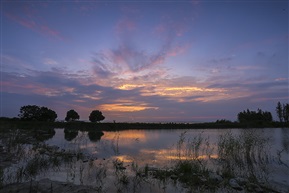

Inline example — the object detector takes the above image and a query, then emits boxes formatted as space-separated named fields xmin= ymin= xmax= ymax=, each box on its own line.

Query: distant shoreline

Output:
xmin=0 ymin=118 xmax=288 ymax=131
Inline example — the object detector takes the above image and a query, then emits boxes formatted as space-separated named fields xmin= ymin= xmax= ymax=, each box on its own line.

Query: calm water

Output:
xmin=3 ymin=128 xmax=289 ymax=192
xmin=47 ymin=128 xmax=289 ymax=185
xmin=47 ymin=128 xmax=289 ymax=165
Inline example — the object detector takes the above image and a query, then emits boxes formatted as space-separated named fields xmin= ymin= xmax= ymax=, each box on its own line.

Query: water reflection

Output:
xmin=35 ymin=129 xmax=56 ymax=142
xmin=103 ymin=130 xmax=148 ymax=144
xmin=88 ymin=131 xmax=104 ymax=142
xmin=3 ymin=128 xmax=288 ymax=193
xmin=282 ymin=128 xmax=289 ymax=153
xmin=49 ymin=128 xmax=289 ymax=170
xmin=64 ymin=128 xmax=78 ymax=141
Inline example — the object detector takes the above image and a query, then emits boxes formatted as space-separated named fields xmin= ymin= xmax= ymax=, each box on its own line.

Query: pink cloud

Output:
xmin=167 ymin=43 xmax=191 ymax=57
xmin=1 ymin=80 xmax=55 ymax=96
xmin=5 ymin=12 xmax=36 ymax=28
xmin=275 ymin=77 xmax=288 ymax=81
xmin=174 ymin=23 xmax=188 ymax=37
xmin=4 ymin=11 xmax=65 ymax=41
xmin=40 ymin=25 xmax=62 ymax=38
xmin=153 ymin=24 xmax=166 ymax=35
xmin=1 ymin=54 xmax=34 ymax=71
xmin=153 ymin=3 xmax=198 ymax=39
xmin=115 ymin=17 xmax=137 ymax=35
xmin=111 ymin=45 xmax=166 ymax=72
xmin=114 ymin=4 xmax=142 ymax=36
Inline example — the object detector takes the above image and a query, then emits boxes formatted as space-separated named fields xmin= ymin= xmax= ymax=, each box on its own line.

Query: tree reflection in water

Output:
xmin=88 ymin=131 xmax=104 ymax=142
xmin=282 ymin=128 xmax=289 ymax=153
xmin=64 ymin=128 xmax=78 ymax=141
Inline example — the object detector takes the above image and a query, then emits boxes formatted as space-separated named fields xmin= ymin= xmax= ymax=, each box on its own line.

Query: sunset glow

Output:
xmin=100 ymin=103 xmax=158 ymax=112
xmin=1 ymin=1 xmax=288 ymax=122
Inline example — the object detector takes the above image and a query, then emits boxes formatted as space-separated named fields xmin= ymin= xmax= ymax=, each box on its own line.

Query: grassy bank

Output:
xmin=0 ymin=118 xmax=287 ymax=132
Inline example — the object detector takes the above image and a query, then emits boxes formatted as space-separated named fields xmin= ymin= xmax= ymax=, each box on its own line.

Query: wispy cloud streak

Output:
xmin=3 ymin=3 xmax=65 ymax=40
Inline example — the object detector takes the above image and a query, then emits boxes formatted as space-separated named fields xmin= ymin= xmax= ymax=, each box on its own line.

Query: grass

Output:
xmin=217 ymin=129 xmax=271 ymax=181
xmin=148 ymin=129 xmax=275 ymax=192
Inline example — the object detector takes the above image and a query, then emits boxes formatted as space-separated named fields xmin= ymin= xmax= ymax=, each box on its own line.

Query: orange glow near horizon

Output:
xmin=106 ymin=81 xmax=254 ymax=105
xmin=156 ymin=86 xmax=226 ymax=97
xmin=117 ymin=84 xmax=146 ymax=90
xmin=99 ymin=103 xmax=158 ymax=112
xmin=139 ymin=85 xmax=231 ymax=102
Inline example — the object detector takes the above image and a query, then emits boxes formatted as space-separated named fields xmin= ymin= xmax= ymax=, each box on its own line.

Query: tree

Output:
xmin=237 ymin=108 xmax=272 ymax=123
xmin=276 ymin=102 xmax=283 ymax=122
xmin=283 ymin=103 xmax=289 ymax=123
xmin=19 ymin=105 xmax=40 ymax=121
xmin=89 ymin=110 xmax=105 ymax=122
xmin=18 ymin=105 xmax=57 ymax=122
xmin=65 ymin=109 xmax=80 ymax=122
xmin=38 ymin=107 xmax=58 ymax=122
xmin=276 ymin=102 xmax=289 ymax=123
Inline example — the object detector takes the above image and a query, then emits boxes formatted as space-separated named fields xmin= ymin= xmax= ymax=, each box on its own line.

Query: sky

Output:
xmin=0 ymin=0 xmax=288 ymax=122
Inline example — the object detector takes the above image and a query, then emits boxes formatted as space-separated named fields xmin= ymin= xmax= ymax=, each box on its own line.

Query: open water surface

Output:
xmin=2 ymin=128 xmax=289 ymax=192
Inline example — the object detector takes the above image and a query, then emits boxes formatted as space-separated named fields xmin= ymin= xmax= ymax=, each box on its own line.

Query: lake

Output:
xmin=2 ymin=128 xmax=289 ymax=192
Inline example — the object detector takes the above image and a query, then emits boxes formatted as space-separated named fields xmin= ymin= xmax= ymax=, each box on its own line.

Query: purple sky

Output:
xmin=1 ymin=0 xmax=288 ymax=122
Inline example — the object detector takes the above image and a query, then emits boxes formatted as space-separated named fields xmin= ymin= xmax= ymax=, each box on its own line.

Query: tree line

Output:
xmin=276 ymin=102 xmax=289 ymax=123
xmin=237 ymin=109 xmax=272 ymax=123
xmin=16 ymin=102 xmax=289 ymax=124
xmin=237 ymin=101 xmax=289 ymax=124
xmin=18 ymin=105 xmax=105 ymax=122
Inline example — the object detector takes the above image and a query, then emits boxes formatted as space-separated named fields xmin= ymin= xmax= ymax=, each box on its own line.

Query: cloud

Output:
xmin=1 ymin=54 xmax=34 ymax=72
xmin=2 ymin=67 xmax=287 ymax=122
xmin=275 ymin=77 xmax=288 ymax=81
xmin=99 ymin=103 xmax=158 ymax=112
xmin=1 ymin=69 xmax=163 ymax=116
xmin=3 ymin=4 xmax=65 ymax=41
xmin=92 ymin=45 xmax=166 ymax=79
xmin=92 ymin=52 xmax=118 ymax=79
xmin=208 ymin=57 xmax=233 ymax=64
xmin=90 ymin=2 xmax=194 ymax=80
xmin=112 ymin=45 xmax=166 ymax=72
xmin=115 ymin=18 xmax=137 ymax=34
xmin=43 ymin=58 xmax=58 ymax=65
xmin=91 ymin=35 xmax=191 ymax=81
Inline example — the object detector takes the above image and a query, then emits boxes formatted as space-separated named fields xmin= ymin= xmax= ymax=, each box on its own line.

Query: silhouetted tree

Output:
xmin=19 ymin=105 xmax=40 ymax=121
xmin=18 ymin=105 xmax=57 ymax=122
xmin=216 ymin=119 xmax=232 ymax=124
xmin=276 ymin=102 xmax=283 ymax=122
xmin=237 ymin=108 xmax=272 ymax=124
xmin=283 ymin=103 xmax=289 ymax=123
xmin=89 ymin=110 xmax=105 ymax=122
xmin=38 ymin=107 xmax=58 ymax=122
xmin=276 ymin=102 xmax=289 ymax=123
xmin=65 ymin=109 xmax=80 ymax=122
